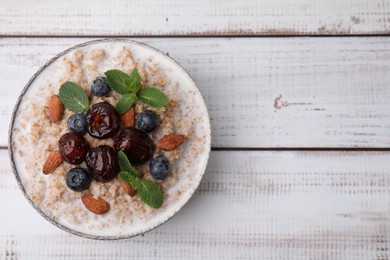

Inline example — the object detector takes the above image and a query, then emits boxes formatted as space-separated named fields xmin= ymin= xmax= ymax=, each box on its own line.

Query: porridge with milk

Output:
xmin=10 ymin=40 xmax=210 ymax=237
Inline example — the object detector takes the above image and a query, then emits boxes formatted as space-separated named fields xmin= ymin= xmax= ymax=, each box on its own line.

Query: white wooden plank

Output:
xmin=1 ymin=0 xmax=390 ymax=36
xmin=2 ymin=38 xmax=390 ymax=148
xmin=1 ymin=149 xmax=390 ymax=259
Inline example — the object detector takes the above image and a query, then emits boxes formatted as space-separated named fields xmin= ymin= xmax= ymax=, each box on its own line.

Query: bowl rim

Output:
xmin=8 ymin=38 xmax=211 ymax=240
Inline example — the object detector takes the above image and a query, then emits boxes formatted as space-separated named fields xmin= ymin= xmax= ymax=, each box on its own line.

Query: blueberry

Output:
xmin=91 ymin=77 xmax=111 ymax=96
xmin=66 ymin=168 xmax=91 ymax=192
xmin=136 ymin=110 xmax=159 ymax=132
xmin=68 ymin=113 xmax=88 ymax=134
xmin=150 ymin=156 xmax=171 ymax=180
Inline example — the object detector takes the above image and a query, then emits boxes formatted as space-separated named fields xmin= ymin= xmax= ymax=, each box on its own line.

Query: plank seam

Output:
xmin=0 ymin=34 xmax=390 ymax=38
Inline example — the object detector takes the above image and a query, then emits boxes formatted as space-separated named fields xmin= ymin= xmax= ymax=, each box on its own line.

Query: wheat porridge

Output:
xmin=10 ymin=40 xmax=210 ymax=238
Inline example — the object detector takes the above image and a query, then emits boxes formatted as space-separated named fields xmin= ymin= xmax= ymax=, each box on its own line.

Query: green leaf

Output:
xmin=138 ymin=87 xmax=168 ymax=108
xmin=116 ymin=93 xmax=136 ymax=114
xmin=125 ymin=68 xmax=142 ymax=93
xmin=104 ymin=69 xmax=132 ymax=95
xmin=131 ymin=178 xmax=164 ymax=209
xmin=59 ymin=82 xmax=89 ymax=113
xmin=117 ymin=151 xmax=140 ymax=177
xmin=118 ymin=171 xmax=164 ymax=209
xmin=118 ymin=171 xmax=136 ymax=184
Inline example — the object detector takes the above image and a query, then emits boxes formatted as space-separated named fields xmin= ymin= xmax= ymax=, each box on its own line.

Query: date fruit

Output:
xmin=58 ymin=133 xmax=90 ymax=164
xmin=114 ymin=128 xmax=154 ymax=165
xmin=86 ymin=145 xmax=120 ymax=182
xmin=86 ymin=102 xmax=120 ymax=139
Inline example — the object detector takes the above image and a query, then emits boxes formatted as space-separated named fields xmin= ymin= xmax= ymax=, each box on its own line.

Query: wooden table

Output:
xmin=1 ymin=1 xmax=390 ymax=259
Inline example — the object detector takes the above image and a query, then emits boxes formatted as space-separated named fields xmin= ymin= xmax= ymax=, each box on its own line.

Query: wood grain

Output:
xmin=1 ymin=149 xmax=390 ymax=259
xmin=1 ymin=0 xmax=390 ymax=36
xmin=2 ymin=38 xmax=390 ymax=148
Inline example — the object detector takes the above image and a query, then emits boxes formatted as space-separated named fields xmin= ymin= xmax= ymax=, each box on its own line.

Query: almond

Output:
xmin=120 ymin=107 xmax=135 ymax=128
xmin=81 ymin=194 xmax=110 ymax=215
xmin=48 ymin=95 xmax=64 ymax=123
xmin=159 ymin=134 xmax=185 ymax=151
xmin=42 ymin=151 xmax=63 ymax=174
xmin=121 ymin=181 xmax=137 ymax=197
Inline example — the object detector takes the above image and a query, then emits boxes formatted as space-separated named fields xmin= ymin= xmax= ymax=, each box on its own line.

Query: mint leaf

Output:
xmin=118 ymin=151 xmax=140 ymax=177
xmin=104 ymin=69 xmax=132 ymax=95
xmin=59 ymin=82 xmax=89 ymax=113
xmin=131 ymin=178 xmax=163 ymax=209
xmin=116 ymin=93 xmax=136 ymax=114
xmin=138 ymin=87 xmax=168 ymax=108
xmin=119 ymin=170 xmax=164 ymax=209
xmin=118 ymin=171 xmax=136 ymax=184
xmin=105 ymin=69 xmax=142 ymax=95
xmin=126 ymin=68 xmax=142 ymax=93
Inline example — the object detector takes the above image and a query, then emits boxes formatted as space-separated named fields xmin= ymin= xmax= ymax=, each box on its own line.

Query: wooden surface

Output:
xmin=2 ymin=150 xmax=390 ymax=259
xmin=1 ymin=0 xmax=390 ymax=36
xmin=2 ymin=37 xmax=390 ymax=148
xmin=1 ymin=0 xmax=390 ymax=259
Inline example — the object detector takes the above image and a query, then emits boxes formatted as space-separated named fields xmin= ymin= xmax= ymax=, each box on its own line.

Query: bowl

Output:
xmin=8 ymin=39 xmax=211 ymax=239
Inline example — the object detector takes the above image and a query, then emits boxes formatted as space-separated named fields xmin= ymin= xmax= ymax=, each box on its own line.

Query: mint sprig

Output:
xmin=139 ymin=87 xmax=169 ymax=108
xmin=118 ymin=152 xmax=163 ymax=209
xmin=116 ymin=93 xmax=136 ymax=114
xmin=118 ymin=151 xmax=140 ymax=177
xmin=105 ymin=69 xmax=134 ymax=95
xmin=118 ymin=171 xmax=136 ymax=183
xmin=127 ymin=68 xmax=142 ymax=93
xmin=104 ymin=68 xmax=168 ymax=114
xmin=59 ymin=82 xmax=89 ymax=113
xmin=130 ymin=177 xmax=163 ymax=209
